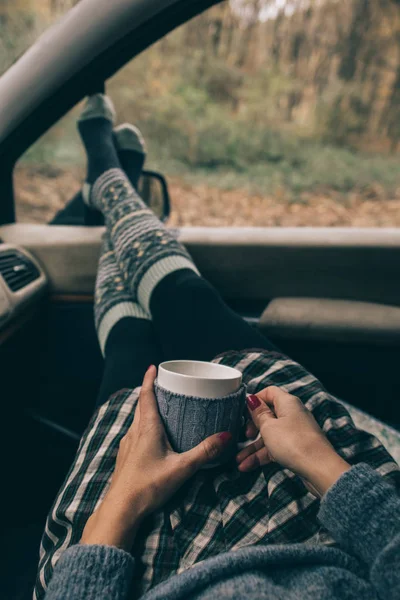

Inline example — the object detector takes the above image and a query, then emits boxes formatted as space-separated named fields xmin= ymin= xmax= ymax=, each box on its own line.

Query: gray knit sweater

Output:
xmin=44 ymin=464 xmax=400 ymax=600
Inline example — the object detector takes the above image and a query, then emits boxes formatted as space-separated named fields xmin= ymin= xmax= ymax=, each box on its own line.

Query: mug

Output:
xmin=155 ymin=360 xmax=247 ymax=466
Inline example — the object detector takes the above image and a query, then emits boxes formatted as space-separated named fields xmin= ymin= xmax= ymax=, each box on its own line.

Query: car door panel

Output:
xmin=260 ymin=298 xmax=400 ymax=345
xmin=2 ymin=224 xmax=400 ymax=305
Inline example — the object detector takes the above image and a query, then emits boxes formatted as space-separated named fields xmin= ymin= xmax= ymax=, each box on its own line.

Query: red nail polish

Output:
xmin=218 ymin=431 xmax=232 ymax=444
xmin=247 ymin=394 xmax=261 ymax=411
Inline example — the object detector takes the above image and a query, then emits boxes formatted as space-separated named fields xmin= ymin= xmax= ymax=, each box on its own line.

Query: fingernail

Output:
xmin=247 ymin=394 xmax=261 ymax=411
xmin=147 ymin=365 xmax=154 ymax=372
xmin=218 ymin=431 xmax=232 ymax=445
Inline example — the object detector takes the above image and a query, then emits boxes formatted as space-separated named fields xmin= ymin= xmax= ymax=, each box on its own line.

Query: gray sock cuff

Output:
xmin=138 ymin=255 xmax=200 ymax=313
xmin=97 ymin=302 xmax=150 ymax=356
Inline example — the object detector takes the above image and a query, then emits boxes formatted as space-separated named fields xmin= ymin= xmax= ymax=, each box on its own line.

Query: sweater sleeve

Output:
xmin=44 ymin=544 xmax=135 ymax=600
xmin=318 ymin=463 xmax=400 ymax=600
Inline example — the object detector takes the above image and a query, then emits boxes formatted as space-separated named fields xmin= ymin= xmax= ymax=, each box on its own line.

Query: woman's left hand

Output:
xmin=81 ymin=365 xmax=232 ymax=550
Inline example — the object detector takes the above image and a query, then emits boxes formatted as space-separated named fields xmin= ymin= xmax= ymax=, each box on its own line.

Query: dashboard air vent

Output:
xmin=0 ymin=250 xmax=40 ymax=292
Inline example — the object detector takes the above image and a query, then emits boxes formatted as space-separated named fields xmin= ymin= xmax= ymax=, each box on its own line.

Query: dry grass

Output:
xmin=14 ymin=165 xmax=400 ymax=227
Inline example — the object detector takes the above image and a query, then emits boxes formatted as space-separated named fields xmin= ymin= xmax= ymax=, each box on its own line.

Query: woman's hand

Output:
xmin=81 ymin=365 xmax=232 ymax=550
xmin=236 ymin=386 xmax=350 ymax=497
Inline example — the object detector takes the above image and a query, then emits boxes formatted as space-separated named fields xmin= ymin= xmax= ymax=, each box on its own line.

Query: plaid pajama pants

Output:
xmin=34 ymin=349 xmax=400 ymax=599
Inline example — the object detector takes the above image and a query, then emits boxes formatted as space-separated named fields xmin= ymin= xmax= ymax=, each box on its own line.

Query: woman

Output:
xmin=35 ymin=95 xmax=400 ymax=600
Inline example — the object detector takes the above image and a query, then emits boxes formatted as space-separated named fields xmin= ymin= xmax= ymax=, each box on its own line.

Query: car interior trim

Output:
xmin=0 ymin=243 xmax=47 ymax=328
xmin=0 ymin=304 xmax=42 ymax=347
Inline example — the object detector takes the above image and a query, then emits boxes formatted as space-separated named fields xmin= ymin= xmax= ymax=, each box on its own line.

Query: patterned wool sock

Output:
xmin=78 ymin=94 xmax=120 ymax=206
xmin=95 ymin=233 xmax=150 ymax=356
xmin=113 ymin=123 xmax=146 ymax=189
xmin=67 ymin=121 xmax=146 ymax=221
xmin=91 ymin=168 xmax=199 ymax=313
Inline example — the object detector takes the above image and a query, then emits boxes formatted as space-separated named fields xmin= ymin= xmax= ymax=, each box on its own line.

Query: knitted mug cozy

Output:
xmin=154 ymin=380 xmax=247 ymax=466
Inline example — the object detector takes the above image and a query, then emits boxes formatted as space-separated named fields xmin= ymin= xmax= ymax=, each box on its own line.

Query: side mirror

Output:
xmin=137 ymin=170 xmax=170 ymax=222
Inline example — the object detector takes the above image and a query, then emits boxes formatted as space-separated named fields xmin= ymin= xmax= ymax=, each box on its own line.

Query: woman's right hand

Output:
xmin=236 ymin=386 xmax=350 ymax=497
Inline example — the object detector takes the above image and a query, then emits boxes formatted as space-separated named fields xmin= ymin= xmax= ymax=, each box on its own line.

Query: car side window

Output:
xmin=12 ymin=0 xmax=400 ymax=226
xmin=13 ymin=105 xmax=86 ymax=223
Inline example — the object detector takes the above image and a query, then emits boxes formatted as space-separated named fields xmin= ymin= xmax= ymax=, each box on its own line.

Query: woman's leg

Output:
xmin=75 ymin=98 xmax=162 ymax=405
xmin=92 ymin=184 xmax=275 ymax=361
xmin=94 ymin=231 xmax=163 ymax=407
xmin=96 ymin=317 xmax=162 ymax=406
xmin=79 ymin=95 xmax=276 ymax=364
xmin=149 ymin=268 xmax=277 ymax=361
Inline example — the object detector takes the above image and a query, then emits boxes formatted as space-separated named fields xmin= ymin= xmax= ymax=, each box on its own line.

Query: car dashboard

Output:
xmin=0 ymin=243 xmax=47 ymax=335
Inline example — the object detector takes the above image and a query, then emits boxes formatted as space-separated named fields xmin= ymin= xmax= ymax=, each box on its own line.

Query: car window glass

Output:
xmin=14 ymin=105 xmax=85 ymax=223
xmin=13 ymin=0 xmax=400 ymax=226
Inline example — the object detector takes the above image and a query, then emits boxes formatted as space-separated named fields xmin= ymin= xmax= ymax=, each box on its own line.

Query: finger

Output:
xmin=245 ymin=419 xmax=259 ymax=439
xmin=182 ymin=431 xmax=232 ymax=474
xmin=236 ymin=436 xmax=264 ymax=464
xmin=238 ymin=447 xmax=272 ymax=472
xmin=246 ymin=393 xmax=276 ymax=430
xmin=138 ymin=365 xmax=159 ymax=422
xmin=257 ymin=386 xmax=301 ymax=418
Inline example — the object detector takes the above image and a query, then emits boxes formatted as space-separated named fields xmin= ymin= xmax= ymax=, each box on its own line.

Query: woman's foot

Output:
xmin=78 ymin=94 xmax=147 ymax=208
xmin=78 ymin=94 xmax=120 ymax=207
xmin=113 ymin=123 xmax=146 ymax=190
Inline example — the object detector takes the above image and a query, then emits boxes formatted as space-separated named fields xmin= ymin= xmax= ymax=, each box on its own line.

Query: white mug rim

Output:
xmin=158 ymin=360 xmax=242 ymax=399
xmin=159 ymin=360 xmax=242 ymax=381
